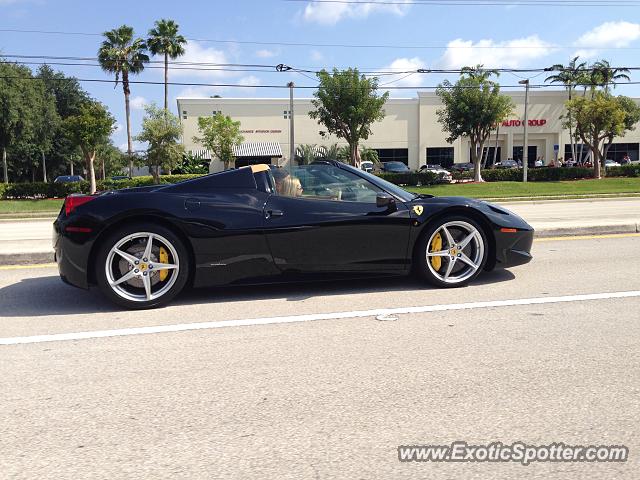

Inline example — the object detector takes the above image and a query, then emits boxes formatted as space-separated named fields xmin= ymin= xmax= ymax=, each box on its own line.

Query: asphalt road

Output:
xmin=1 ymin=234 xmax=640 ymax=479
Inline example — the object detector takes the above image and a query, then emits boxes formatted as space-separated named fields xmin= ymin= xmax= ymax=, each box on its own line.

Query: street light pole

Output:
xmin=287 ymin=81 xmax=295 ymax=175
xmin=519 ymin=79 xmax=530 ymax=183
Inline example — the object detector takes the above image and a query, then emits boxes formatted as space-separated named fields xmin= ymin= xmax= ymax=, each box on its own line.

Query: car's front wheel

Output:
xmin=416 ymin=216 xmax=488 ymax=288
xmin=95 ymin=223 xmax=190 ymax=309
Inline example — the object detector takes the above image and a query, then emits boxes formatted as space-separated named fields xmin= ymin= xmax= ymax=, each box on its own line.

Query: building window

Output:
xmin=426 ymin=147 xmax=454 ymax=168
xmin=468 ymin=147 xmax=502 ymax=166
xmin=283 ymin=110 xmax=291 ymax=119
xmin=375 ymin=148 xmax=409 ymax=165
xmin=182 ymin=110 xmax=187 ymax=120
xmin=212 ymin=110 xmax=222 ymax=116
xmin=566 ymin=143 xmax=639 ymax=162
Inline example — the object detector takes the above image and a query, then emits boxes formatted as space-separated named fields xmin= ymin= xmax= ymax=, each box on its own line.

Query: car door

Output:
xmin=263 ymin=164 xmax=412 ymax=273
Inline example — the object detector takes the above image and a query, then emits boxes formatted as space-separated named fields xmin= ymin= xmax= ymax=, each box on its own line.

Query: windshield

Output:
xmin=340 ymin=164 xmax=417 ymax=202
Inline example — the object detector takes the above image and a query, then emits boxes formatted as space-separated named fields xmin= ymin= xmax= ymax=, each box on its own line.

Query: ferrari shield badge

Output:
xmin=412 ymin=205 xmax=424 ymax=216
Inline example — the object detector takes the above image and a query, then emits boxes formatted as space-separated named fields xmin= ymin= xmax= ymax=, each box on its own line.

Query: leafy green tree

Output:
xmin=147 ymin=19 xmax=187 ymax=111
xmin=436 ymin=66 xmax=514 ymax=182
xmin=603 ymin=96 xmax=640 ymax=163
xmin=0 ymin=62 xmax=37 ymax=183
xmin=173 ymin=152 xmax=209 ymax=174
xmin=565 ymin=92 xmax=627 ymax=179
xmin=545 ymin=56 xmax=586 ymax=162
xmin=135 ymin=104 xmax=184 ymax=183
xmin=193 ymin=113 xmax=244 ymax=170
xmin=64 ymin=101 xmax=116 ymax=193
xmin=37 ymin=65 xmax=90 ymax=180
xmin=98 ymin=25 xmax=149 ymax=176
xmin=32 ymin=80 xmax=60 ymax=182
xmin=96 ymin=141 xmax=128 ymax=179
xmin=310 ymin=68 xmax=388 ymax=166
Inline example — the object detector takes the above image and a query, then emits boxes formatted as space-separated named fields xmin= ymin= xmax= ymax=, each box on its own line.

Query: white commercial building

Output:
xmin=177 ymin=91 xmax=640 ymax=172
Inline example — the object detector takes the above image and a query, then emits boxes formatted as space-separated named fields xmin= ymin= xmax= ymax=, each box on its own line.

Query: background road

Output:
xmin=1 ymin=234 xmax=639 ymax=479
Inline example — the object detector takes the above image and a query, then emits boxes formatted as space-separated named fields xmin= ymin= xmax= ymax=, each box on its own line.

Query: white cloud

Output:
xmin=130 ymin=96 xmax=148 ymax=110
xmin=171 ymin=40 xmax=232 ymax=78
xmin=573 ymin=21 xmax=640 ymax=58
xmin=379 ymin=57 xmax=427 ymax=88
xmin=302 ymin=0 xmax=412 ymax=25
xmin=438 ymin=35 xmax=554 ymax=69
xmin=255 ymin=49 xmax=277 ymax=58
xmin=310 ymin=50 xmax=324 ymax=62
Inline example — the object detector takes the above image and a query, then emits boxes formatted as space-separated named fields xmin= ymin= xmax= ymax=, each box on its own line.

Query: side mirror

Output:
xmin=376 ymin=192 xmax=396 ymax=210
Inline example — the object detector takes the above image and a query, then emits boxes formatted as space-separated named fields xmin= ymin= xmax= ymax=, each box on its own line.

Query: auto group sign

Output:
xmin=500 ymin=119 xmax=547 ymax=127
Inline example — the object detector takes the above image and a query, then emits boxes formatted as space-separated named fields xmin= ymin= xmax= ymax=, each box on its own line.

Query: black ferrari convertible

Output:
xmin=53 ymin=161 xmax=534 ymax=309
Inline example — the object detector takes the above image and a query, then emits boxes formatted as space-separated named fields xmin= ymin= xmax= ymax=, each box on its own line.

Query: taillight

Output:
xmin=64 ymin=194 xmax=96 ymax=216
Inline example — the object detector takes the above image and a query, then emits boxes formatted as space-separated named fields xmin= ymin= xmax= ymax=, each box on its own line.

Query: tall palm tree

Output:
xmin=98 ymin=25 xmax=149 ymax=177
xmin=461 ymin=64 xmax=499 ymax=83
xmin=545 ymin=56 xmax=586 ymax=164
xmin=147 ymin=19 xmax=187 ymax=111
xmin=591 ymin=59 xmax=631 ymax=93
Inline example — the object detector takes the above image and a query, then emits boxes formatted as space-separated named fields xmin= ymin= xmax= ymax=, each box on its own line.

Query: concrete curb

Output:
xmin=534 ymin=223 xmax=640 ymax=238
xmin=0 ymin=251 xmax=54 ymax=266
xmin=1 ymin=224 xmax=638 ymax=267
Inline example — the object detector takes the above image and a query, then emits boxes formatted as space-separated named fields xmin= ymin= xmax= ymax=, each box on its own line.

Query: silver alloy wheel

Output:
xmin=105 ymin=232 xmax=180 ymax=303
xmin=425 ymin=220 xmax=485 ymax=284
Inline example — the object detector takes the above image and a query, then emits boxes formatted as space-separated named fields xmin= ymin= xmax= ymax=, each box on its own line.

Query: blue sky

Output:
xmin=1 ymin=0 xmax=640 ymax=150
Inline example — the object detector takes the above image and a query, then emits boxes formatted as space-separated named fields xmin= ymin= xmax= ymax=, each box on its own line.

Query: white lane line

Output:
xmin=2 ymin=290 xmax=640 ymax=346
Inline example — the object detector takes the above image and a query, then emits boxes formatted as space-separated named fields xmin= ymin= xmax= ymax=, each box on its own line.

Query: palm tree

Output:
xmin=461 ymin=64 xmax=499 ymax=83
xmin=545 ymin=56 xmax=586 ymax=164
xmin=591 ymin=59 xmax=631 ymax=93
xmin=98 ymin=25 xmax=149 ymax=177
xmin=147 ymin=19 xmax=187 ymax=111
xmin=295 ymin=144 xmax=318 ymax=165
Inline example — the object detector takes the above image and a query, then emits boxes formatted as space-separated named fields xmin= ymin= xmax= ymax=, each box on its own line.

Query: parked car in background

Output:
xmin=450 ymin=162 xmax=474 ymax=173
xmin=380 ymin=161 xmax=410 ymax=173
xmin=110 ymin=175 xmax=129 ymax=181
xmin=604 ymin=159 xmax=621 ymax=168
xmin=360 ymin=161 xmax=374 ymax=173
xmin=495 ymin=160 xmax=520 ymax=169
xmin=54 ymin=175 xmax=84 ymax=183
xmin=419 ymin=164 xmax=453 ymax=183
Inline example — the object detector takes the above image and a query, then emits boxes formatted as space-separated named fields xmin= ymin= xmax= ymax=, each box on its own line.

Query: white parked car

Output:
xmin=605 ymin=159 xmax=621 ymax=168
xmin=360 ymin=160 xmax=374 ymax=173
xmin=420 ymin=164 xmax=453 ymax=183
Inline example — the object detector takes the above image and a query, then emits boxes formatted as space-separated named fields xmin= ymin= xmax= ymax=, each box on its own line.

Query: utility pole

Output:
xmin=287 ymin=82 xmax=295 ymax=175
xmin=519 ymin=79 xmax=530 ymax=182
xmin=42 ymin=151 xmax=47 ymax=183
xmin=2 ymin=148 xmax=7 ymax=184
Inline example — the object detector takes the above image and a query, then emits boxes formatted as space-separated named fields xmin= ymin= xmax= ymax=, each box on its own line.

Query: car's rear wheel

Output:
xmin=95 ymin=223 xmax=189 ymax=309
xmin=416 ymin=216 xmax=488 ymax=288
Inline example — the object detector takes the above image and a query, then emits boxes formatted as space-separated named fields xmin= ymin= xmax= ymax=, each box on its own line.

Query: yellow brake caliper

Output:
xmin=159 ymin=247 xmax=169 ymax=281
xmin=430 ymin=233 xmax=443 ymax=271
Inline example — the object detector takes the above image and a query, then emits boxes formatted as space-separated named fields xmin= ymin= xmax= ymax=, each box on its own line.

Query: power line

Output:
xmin=2 ymin=27 xmax=640 ymax=51
xmin=1 ymin=74 xmax=638 ymax=90
xmin=3 ymin=56 xmax=640 ymax=76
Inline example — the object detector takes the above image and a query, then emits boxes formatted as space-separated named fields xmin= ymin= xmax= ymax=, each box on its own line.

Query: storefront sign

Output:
xmin=240 ymin=129 xmax=283 ymax=134
xmin=501 ymin=119 xmax=547 ymax=127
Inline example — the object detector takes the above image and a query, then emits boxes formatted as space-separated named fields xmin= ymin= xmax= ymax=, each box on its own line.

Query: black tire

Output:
xmin=415 ymin=215 xmax=488 ymax=288
xmin=95 ymin=222 xmax=190 ymax=309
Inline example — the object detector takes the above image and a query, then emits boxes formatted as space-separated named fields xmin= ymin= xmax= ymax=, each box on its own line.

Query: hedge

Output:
xmin=377 ymin=171 xmax=444 ymax=186
xmin=1 ymin=174 xmax=204 ymax=199
xmin=2 ymin=165 xmax=640 ymax=199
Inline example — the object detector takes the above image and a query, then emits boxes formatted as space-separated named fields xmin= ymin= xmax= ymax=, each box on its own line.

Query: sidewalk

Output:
xmin=1 ymin=197 xmax=639 ymax=265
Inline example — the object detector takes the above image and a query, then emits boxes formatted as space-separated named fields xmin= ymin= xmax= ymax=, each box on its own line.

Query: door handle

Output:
xmin=265 ymin=209 xmax=284 ymax=219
